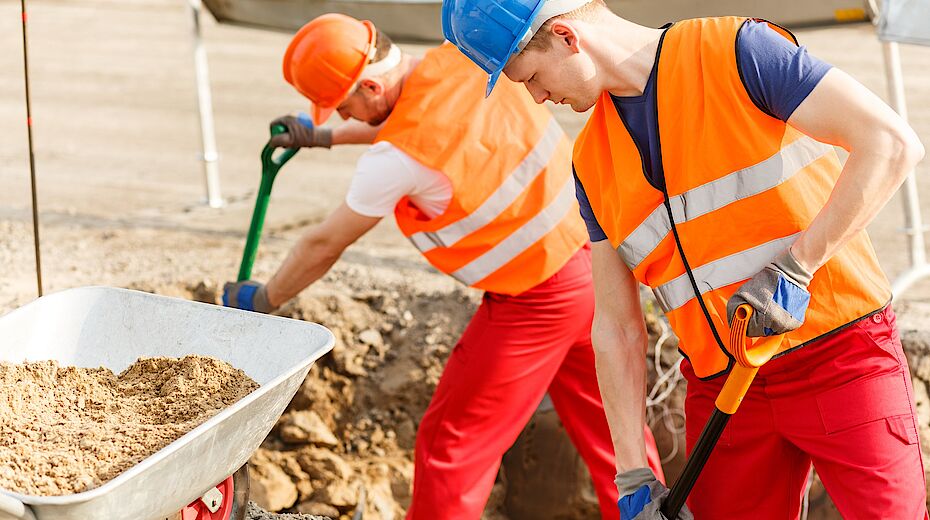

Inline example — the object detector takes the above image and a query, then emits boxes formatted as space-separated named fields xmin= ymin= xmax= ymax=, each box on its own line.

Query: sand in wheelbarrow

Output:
xmin=0 ymin=356 xmax=258 ymax=496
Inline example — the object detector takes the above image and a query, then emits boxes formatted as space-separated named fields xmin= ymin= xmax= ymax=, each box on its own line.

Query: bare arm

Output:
xmin=591 ymin=240 xmax=650 ymax=472
xmin=264 ymin=203 xmax=380 ymax=306
xmin=787 ymin=68 xmax=925 ymax=272
xmin=331 ymin=120 xmax=385 ymax=145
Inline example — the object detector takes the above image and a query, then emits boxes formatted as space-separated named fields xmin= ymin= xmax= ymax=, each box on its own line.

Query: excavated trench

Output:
xmin=132 ymin=279 xmax=930 ymax=520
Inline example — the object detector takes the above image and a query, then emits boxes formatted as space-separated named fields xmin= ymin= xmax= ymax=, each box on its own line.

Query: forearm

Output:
xmin=792 ymin=135 xmax=925 ymax=272
xmin=592 ymin=316 xmax=650 ymax=472
xmin=331 ymin=120 xmax=383 ymax=145
xmin=265 ymin=230 xmax=343 ymax=307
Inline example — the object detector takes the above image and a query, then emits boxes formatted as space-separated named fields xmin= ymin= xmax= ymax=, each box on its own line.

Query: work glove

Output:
xmin=726 ymin=248 xmax=814 ymax=337
xmin=222 ymin=280 xmax=277 ymax=314
xmin=617 ymin=468 xmax=692 ymax=520
xmin=268 ymin=113 xmax=333 ymax=149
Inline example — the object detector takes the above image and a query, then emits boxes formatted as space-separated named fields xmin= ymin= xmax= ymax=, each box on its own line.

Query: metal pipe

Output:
xmin=883 ymin=41 xmax=928 ymax=299
xmin=20 ymin=0 xmax=43 ymax=297
xmin=189 ymin=0 xmax=224 ymax=208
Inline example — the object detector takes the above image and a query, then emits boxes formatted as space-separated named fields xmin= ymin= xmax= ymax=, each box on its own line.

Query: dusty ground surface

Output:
xmin=0 ymin=1 xmax=929 ymax=518
xmin=246 ymin=501 xmax=328 ymax=520
xmin=0 ymin=356 xmax=257 ymax=496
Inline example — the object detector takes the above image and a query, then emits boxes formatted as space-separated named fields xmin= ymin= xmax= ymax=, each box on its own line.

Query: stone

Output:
xmin=249 ymin=461 xmax=298 ymax=512
xmin=314 ymin=482 xmax=358 ymax=508
xmin=295 ymin=501 xmax=340 ymax=517
xmin=280 ymin=411 xmax=340 ymax=447
xmin=296 ymin=447 xmax=353 ymax=481
xmin=358 ymin=329 xmax=384 ymax=349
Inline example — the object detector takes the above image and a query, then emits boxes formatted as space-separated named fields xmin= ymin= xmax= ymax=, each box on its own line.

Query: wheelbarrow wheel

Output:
xmin=179 ymin=464 xmax=250 ymax=520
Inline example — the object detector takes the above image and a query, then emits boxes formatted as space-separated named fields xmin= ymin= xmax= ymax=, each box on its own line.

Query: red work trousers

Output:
xmin=407 ymin=246 xmax=664 ymax=520
xmin=683 ymin=305 xmax=927 ymax=519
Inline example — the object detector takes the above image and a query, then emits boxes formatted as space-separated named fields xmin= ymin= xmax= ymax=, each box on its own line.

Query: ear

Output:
xmin=549 ymin=20 xmax=581 ymax=53
xmin=359 ymin=78 xmax=385 ymax=96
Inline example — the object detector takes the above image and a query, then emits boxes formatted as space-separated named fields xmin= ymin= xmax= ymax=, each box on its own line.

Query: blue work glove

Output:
xmin=268 ymin=113 xmax=333 ymax=149
xmin=617 ymin=468 xmax=692 ymax=520
xmin=222 ymin=280 xmax=276 ymax=313
xmin=726 ymin=248 xmax=814 ymax=337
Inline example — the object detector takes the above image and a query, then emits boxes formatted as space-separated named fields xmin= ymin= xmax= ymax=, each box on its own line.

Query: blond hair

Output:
xmin=521 ymin=0 xmax=608 ymax=53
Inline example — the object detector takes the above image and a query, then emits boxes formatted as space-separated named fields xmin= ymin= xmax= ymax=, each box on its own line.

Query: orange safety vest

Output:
xmin=375 ymin=43 xmax=587 ymax=295
xmin=573 ymin=17 xmax=890 ymax=379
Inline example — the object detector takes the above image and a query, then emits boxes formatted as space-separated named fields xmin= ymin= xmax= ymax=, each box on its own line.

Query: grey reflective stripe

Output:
xmin=619 ymin=137 xmax=832 ymax=269
xmin=652 ymin=233 xmax=800 ymax=313
xmin=451 ymin=177 xmax=576 ymax=286
xmin=408 ymin=117 xmax=563 ymax=254
xmin=409 ymin=232 xmax=442 ymax=252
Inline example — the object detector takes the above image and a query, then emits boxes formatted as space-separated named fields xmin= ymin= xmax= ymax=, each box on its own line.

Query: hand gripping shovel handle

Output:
xmin=236 ymin=125 xmax=299 ymax=281
xmin=660 ymin=305 xmax=785 ymax=518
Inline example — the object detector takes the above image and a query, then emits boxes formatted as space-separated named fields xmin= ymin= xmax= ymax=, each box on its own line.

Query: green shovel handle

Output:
xmin=236 ymin=124 xmax=299 ymax=281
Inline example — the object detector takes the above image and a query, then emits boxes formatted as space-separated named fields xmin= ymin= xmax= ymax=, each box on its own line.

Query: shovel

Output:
xmin=660 ymin=304 xmax=786 ymax=518
xmin=236 ymin=125 xmax=299 ymax=281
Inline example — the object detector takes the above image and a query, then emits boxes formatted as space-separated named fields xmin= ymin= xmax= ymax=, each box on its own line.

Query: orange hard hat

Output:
xmin=282 ymin=14 xmax=377 ymax=125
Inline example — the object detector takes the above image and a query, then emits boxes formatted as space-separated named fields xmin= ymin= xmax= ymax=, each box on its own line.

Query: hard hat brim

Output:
xmin=485 ymin=70 xmax=503 ymax=98
xmin=311 ymin=103 xmax=337 ymax=126
xmin=480 ymin=0 xmax=547 ymax=96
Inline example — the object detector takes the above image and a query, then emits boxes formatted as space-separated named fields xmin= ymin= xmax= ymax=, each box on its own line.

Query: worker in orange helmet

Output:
xmin=444 ymin=0 xmax=928 ymax=518
xmin=222 ymin=13 xmax=665 ymax=519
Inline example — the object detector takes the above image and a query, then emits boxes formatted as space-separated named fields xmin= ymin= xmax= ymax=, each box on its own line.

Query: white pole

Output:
xmin=883 ymin=40 xmax=930 ymax=297
xmin=189 ymin=0 xmax=224 ymax=208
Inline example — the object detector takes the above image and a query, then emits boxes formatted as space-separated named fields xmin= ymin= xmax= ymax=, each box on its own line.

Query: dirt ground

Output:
xmin=1 ymin=1 xmax=930 ymax=518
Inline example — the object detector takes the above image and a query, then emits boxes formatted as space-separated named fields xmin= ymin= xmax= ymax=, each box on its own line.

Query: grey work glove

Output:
xmin=222 ymin=280 xmax=277 ymax=314
xmin=616 ymin=468 xmax=693 ymax=520
xmin=268 ymin=115 xmax=333 ymax=149
xmin=726 ymin=248 xmax=814 ymax=337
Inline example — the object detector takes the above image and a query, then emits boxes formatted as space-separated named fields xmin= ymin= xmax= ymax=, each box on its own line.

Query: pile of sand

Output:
xmin=0 ymin=356 xmax=258 ymax=496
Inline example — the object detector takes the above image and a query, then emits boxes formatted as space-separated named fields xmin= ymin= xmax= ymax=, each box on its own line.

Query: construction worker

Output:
xmin=444 ymin=1 xmax=928 ymax=519
xmin=222 ymin=13 xmax=665 ymax=519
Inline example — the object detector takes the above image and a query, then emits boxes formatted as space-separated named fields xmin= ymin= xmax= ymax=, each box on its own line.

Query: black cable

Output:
xmin=20 ymin=0 xmax=43 ymax=297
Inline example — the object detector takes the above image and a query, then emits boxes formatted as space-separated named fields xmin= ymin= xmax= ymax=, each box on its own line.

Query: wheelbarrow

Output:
xmin=0 ymin=286 xmax=335 ymax=520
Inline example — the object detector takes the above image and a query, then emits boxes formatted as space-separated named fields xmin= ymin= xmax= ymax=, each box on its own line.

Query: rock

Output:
xmin=246 ymin=501 xmax=329 ymax=520
xmin=295 ymin=501 xmax=340 ymax=517
xmin=280 ymin=411 xmax=340 ymax=447
xmin=296 ymin=447 xmax=353 ymax=481
xmin=358 ymin=329 xmax=384 ymax=349
xmin=249 ymin=461 xmax=298 ymax=512
xmin=313 ymin=482 xmax=358 ymax=508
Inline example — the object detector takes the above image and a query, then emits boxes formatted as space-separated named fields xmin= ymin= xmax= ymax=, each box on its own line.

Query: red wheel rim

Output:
xmin=180 ymin=475 xmax=235 ymax=520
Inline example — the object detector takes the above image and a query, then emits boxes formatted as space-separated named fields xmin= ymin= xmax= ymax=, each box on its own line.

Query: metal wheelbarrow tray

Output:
xmin=0 ymin=286 xmax=335 ymax=520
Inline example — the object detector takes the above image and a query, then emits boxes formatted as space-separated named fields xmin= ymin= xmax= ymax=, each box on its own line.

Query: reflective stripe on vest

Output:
xmin=653 ymin=233 xmax=800 ymax=312
xmin=451 ymin=175 xmax=576 ymax=285
xmin=620 ymin=137 xmax=832 ymax=270
xmin=408 ymin=117 xmax=563 ymax=253
xmin=379 ymin=43 xmax=587 ymax=295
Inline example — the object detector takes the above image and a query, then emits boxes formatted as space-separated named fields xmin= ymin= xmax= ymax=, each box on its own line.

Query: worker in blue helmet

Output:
xmin=442 ymin=0 xmax=588 ymax=96
xmin=444 ymin=0 xmax=928 ymax=519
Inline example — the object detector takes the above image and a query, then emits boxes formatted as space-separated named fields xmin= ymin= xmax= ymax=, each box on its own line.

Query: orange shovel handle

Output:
xmin=715 ymin=304 xmax=786 ymax=414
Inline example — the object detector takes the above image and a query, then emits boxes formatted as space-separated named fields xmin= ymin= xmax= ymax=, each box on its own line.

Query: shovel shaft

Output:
xmin=662 ymin=408 xmax=730 ymax=518
xmin=236 ymin=125 xmax=298 ymax=281
xmin=660 ymin=305 xmax=785 ymax=518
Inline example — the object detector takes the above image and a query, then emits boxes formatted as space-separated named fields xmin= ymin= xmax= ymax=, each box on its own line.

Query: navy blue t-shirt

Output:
xmin=575 ymin=20 xmax=833 ymax=242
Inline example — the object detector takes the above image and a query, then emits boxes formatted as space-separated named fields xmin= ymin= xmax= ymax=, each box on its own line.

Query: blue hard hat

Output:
xmin=443 ymin=0 xmax=589 ymax=96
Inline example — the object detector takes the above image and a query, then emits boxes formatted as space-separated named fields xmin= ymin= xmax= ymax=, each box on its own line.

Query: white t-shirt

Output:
xmin=345 ymin=141 xmax=453 ymax=219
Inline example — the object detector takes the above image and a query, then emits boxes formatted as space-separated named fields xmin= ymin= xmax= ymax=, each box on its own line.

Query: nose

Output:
xmin=337 ymin=107 xmax=351 ymax=121
xmin=525 ymin=82 xmax=549 ymax=104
